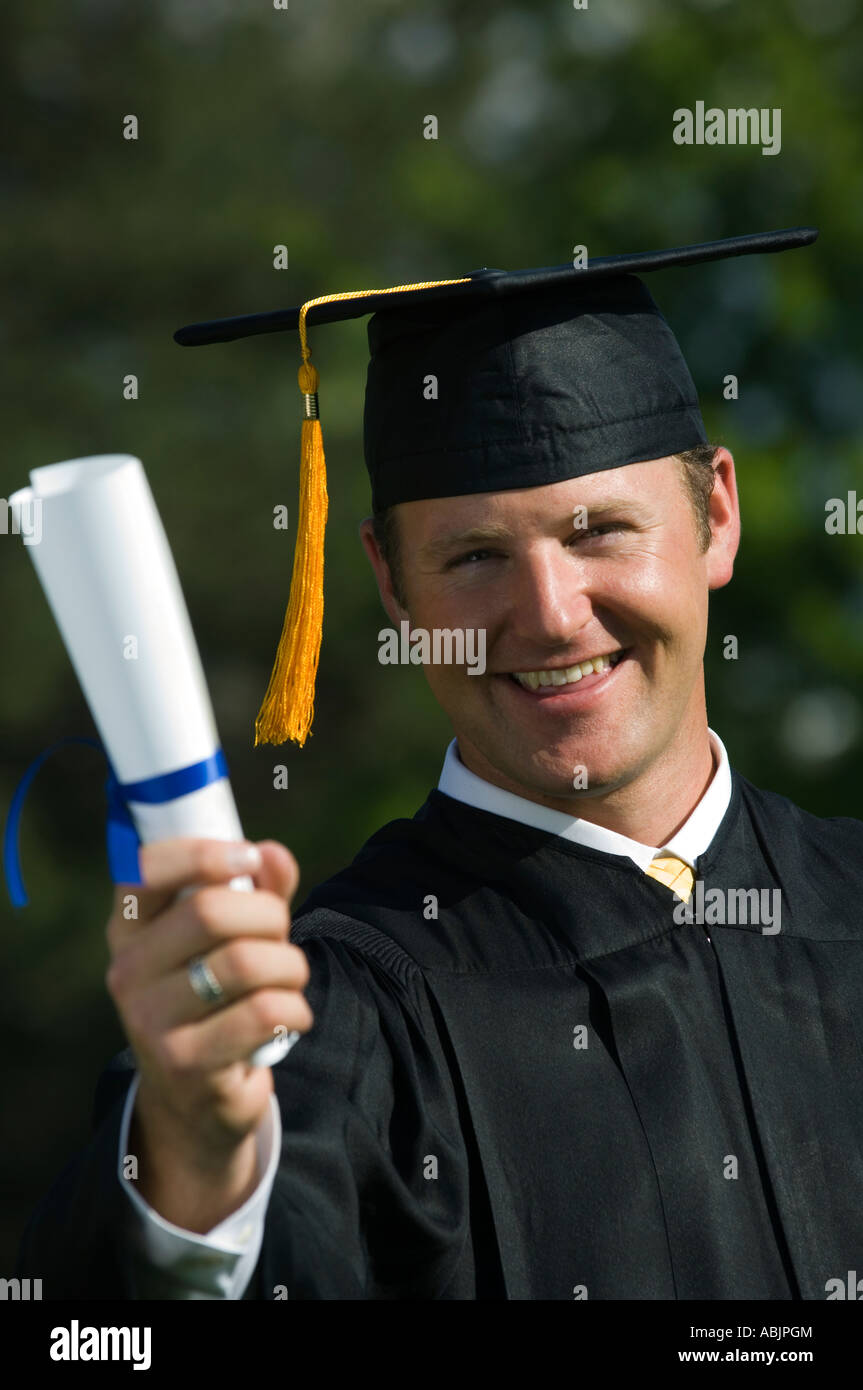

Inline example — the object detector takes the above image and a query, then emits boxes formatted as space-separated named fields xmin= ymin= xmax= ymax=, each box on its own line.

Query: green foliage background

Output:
xmin=1 ymin=0 xmax=861 ymax=1266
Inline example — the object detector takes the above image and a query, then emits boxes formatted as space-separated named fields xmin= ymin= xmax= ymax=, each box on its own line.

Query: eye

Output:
xmin=575 ymin=523 xmax=627 ymax=541
xmin=447 ymin=548 xmax=496 ymax=569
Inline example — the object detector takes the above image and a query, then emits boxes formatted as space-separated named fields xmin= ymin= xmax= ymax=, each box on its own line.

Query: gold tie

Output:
xmin=645 ymin=855 xmax=695 ymax=903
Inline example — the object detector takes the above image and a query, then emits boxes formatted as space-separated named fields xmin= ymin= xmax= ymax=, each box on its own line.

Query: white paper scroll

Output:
xmin=10 ymin=454 xmax=293 ymax=1069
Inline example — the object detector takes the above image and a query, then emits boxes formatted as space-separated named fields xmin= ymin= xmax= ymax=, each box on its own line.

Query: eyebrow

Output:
xmin=418 ymin=523 xmax=518 ymax=562
xmin=419 ymin=498 xmax=652 ymax=562
xmin=578 ymin=499 xmax=652 ymax=522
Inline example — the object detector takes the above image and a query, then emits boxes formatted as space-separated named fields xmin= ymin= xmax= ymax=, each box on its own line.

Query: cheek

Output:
xmin=618 ymin=542 xmax=707 ymax=620
xmin=400 ymin=583 xmax=494 ymax=703
xmin=418 ymin=660 xmax=480 ymax=728
xmin=408 ymin=579 xmax=500 ymax=635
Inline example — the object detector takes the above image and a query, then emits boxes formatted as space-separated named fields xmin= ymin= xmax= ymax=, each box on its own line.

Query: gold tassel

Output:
xmin=254 ymin=359 xmax=327 ymax=747
xmin=254 ymin=276 xmax=472 ymax=747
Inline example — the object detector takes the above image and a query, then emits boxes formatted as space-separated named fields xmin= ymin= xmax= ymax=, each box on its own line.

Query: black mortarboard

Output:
xmin=174 ymin=226 xmax=817 ymax=747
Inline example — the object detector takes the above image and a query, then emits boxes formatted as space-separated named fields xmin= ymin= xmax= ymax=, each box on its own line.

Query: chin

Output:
xmin=534 ymin=759 xmax=624 ymax=801
xmin=498 ymin=728 xmax=643 ymax=799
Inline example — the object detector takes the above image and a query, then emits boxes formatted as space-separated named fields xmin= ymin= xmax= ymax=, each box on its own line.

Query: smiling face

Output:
xmin=360 ymin=451 xmax=740 ymax=827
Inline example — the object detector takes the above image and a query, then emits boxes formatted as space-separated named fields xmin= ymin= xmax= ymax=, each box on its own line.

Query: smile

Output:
xmin=510 ymin=650 xmax=625 ymax=691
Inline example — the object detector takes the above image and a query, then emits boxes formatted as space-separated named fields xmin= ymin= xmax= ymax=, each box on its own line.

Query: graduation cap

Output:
xmin=174 ymin=226 xmax=817 ymax=749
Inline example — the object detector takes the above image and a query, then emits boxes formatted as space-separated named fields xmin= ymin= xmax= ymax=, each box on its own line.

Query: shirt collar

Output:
xmin=436 ymin=730 xmax=732 ymax=872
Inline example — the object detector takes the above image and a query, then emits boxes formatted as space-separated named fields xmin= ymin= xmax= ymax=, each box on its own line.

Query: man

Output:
xmin=17 ymin=229 xmax=863 ymax=1300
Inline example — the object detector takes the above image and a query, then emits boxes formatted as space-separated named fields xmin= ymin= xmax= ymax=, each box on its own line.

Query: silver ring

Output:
xmin=187 ymin=955 xmax=224 ymax=1006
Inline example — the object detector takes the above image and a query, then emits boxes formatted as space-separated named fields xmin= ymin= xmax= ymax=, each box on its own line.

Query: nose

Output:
xmin=507 ymin=541 xmax=593 ymax=649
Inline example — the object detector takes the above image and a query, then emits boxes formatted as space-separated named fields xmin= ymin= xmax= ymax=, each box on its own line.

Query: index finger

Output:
xmin=120 ymin=837 xmax=265 ymax=922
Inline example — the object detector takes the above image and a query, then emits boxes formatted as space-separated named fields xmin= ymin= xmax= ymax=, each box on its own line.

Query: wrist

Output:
xmin=130 ymin=1091 xmax=260 ymax=1233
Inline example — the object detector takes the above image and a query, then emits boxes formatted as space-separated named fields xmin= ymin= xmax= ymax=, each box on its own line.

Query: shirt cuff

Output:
xmin=117 ymin=1070 xmax=283 ymax=1300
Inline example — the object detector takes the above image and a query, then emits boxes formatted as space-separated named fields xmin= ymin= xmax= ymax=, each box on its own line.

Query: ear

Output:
xmin=359 ymin=517 xmax=409 ymax=626
xmin=705 ymin=447 xmax=741 ymax=591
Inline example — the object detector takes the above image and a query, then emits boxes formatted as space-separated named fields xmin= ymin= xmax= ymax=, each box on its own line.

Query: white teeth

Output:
xmin=512 ymin=651 xmax=623 ymax=691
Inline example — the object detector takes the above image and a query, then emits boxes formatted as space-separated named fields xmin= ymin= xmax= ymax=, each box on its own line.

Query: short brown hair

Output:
xmin=372 ymin=445 xmax=719 ymax=604
xmin=371 ymin=502 xmax=408 ymax=608
xmin=676 ymin=443 xmax=719 ymax=551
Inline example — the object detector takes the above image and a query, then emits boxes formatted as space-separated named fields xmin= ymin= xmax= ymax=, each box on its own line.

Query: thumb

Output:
xmin=251 ymin=840 xmax=300 ymax=904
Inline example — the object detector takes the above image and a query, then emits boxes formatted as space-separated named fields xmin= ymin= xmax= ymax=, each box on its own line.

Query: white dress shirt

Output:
xmin=119 ymin=1077 xmax=281 ymax=1299
xmin=436 ymin=727 xmax=732 ymax=872
xmin=118 ymin=727 xmax=733 ymax=1297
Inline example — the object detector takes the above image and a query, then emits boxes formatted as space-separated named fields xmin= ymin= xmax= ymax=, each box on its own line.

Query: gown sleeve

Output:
xmin=15 ymin=921 xmax=472 ymax=1301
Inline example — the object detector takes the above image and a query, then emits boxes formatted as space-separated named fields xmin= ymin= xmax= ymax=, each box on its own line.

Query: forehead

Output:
xmin=395 ymin=456 xmax=682 ymax=541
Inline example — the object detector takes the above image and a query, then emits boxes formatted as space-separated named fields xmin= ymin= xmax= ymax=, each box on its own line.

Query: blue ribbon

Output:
xmin=4 ymin=739 xmax=229 ymax=908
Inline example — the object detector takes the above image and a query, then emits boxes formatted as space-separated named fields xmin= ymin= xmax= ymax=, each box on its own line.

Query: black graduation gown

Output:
xmin=17 ymin=771 xmax=863 ymax=1300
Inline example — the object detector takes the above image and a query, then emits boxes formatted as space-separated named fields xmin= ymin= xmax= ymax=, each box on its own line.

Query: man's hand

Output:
xmin=105 ymin=838 xmax=312 ymax=1232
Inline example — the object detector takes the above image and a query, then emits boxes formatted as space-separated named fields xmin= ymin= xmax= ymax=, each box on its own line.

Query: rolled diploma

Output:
xmin=9 ymin=454 xmax=293 ymax=1068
